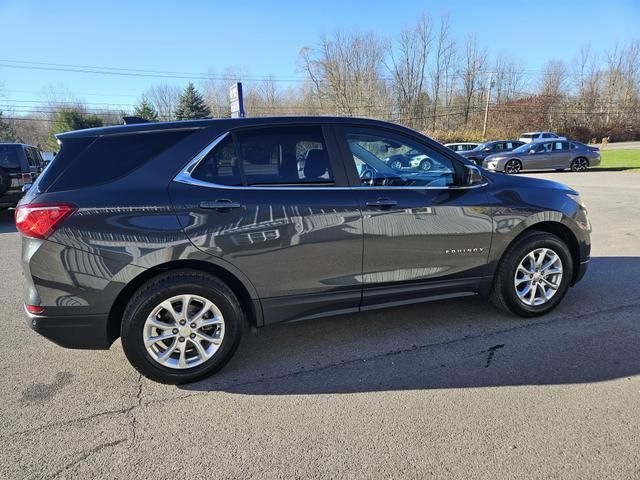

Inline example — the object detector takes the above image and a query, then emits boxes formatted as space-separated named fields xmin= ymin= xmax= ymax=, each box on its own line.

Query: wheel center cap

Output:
xmin=179 ymin=326 xmax=191 ymax=336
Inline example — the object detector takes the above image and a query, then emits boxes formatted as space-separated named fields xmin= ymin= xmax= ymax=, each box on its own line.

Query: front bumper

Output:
xmin=573 ymin=259 xmax=589 ymax=285
xmin=25 ymin=307 xmax=113 ymax=349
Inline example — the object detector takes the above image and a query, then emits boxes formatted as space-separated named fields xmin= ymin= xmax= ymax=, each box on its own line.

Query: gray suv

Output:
xmin=17 ymin=117 xmax=591 ymax=384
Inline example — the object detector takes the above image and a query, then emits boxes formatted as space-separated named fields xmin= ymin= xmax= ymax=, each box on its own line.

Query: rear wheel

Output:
xmin=419 ymin=159 xmax=432 ymax=171
xmin=571 ymin=157 xmax=589 ymax=172
xmin=490 ymin=231 xmax=573 ymax=317
xmin=120 ymin=270 xmax=244 ymax=384
xmin=504 ymin=159 xmax=522 ymax=174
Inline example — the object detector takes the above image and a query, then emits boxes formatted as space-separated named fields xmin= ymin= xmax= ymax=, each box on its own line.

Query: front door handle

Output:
xmin=199 ymin=199 xmax=242 ymax=210
xmin=365 ymin=198 xmax=398 ymax=209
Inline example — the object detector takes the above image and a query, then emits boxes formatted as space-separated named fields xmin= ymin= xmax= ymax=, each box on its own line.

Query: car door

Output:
xmin=525 ymin=141 xmax=553 ymax=170
xmin=169 ymin=124 xmax=364 ymax=324
xmin=551 ymin=141 xmax=572 ymax=168
xmin=333 ymin=124 xmax=493 ymax=309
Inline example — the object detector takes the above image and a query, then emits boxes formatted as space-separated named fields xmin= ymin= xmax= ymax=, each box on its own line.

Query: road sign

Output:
xmin=229 ymin=82 xmax=245 ymax=118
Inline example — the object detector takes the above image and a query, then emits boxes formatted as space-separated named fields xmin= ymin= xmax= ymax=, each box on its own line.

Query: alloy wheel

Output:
xmin=572 ymin=157 xmax=588 ymax=172
xmin=143 ymin=294 xmax=225 ymax=369
xmin=504 ymin=160 xmax=521 ymax=174
xmin=419 ymin=159 xmax=432 ymax=171
xmin=514 ymin=248 xmax=563 ymax=306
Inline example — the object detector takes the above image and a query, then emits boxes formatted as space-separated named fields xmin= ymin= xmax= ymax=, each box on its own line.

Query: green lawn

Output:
xmin=598 ymin=149 xmax=640 ymax=169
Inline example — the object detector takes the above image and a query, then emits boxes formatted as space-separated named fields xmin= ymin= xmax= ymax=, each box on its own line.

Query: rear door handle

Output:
xmin=199 ymin=199 xmax=242 ymax=210
xmin=365 ymin=198 xmax=398 ymax=209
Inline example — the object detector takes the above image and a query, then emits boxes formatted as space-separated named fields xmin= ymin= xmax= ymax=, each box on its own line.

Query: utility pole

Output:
xmin=482 ymin=72 xmax=494 ymax=140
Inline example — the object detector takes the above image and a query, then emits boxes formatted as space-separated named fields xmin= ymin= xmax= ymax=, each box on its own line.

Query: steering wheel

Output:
xmin=360 ymin=166 xmax=375 ymax=185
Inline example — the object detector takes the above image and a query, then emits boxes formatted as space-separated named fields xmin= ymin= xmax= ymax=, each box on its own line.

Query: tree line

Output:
xmin=2 ymin=13 xmax=639 ymax=149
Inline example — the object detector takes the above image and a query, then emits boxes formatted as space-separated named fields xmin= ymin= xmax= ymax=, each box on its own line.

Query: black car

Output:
xmin=460 ymin=140 xmax=525 ymax=165
xmin=0 ymin=143 xmax=46 ymax=208
xmin=17 ymin=117 xmax=591 ymax=384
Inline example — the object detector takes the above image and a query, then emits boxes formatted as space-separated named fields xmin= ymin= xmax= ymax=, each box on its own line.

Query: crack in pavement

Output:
xmin=129 ymin=374 xmax=144 ymax=444
xmin=48 ymin=438 xmax=127 ymax=479
xmin=5 ymin=299 xmax=640 ymax=440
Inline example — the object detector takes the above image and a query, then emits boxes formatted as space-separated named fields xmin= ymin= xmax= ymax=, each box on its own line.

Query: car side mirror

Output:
xmin=21 ymin=183 xmax=33 ymax=193
xmin=464 ymin=165 xmax=484 ymax=186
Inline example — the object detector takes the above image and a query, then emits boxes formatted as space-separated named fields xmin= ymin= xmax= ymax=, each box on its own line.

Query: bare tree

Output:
xmin=385 ymin=13 xmax=433 ymax=128
xmin=429 ymin=14 xmax=455 ymax=130
xmin=459 ymin=33 xmax=487 ymax=125
xmin=300 ymin=31 xmax=386 ymax=116
xmin=144 ymin=83 xmax=181 ymax=120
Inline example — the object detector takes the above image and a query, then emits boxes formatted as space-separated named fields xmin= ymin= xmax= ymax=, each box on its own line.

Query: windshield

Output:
xmin=472 ymin=142 xmax=490 ymax=151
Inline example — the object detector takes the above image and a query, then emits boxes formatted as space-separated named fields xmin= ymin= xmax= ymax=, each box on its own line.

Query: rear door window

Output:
xmin=191 ymin=126 xmax=334 ymax=186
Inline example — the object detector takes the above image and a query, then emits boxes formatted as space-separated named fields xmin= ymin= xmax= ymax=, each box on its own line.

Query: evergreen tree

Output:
xmin=133 ymin=96 xmax=159 ymax=122
xmin=175 ymin=83 xmax=211 ymax=120
xmin=47 ymin=109 xmax=103 ymax=150
xmin=0 ymin=112 xmax=17 ymax=142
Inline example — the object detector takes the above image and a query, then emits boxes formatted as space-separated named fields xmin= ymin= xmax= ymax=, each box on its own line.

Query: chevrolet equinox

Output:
xmin=17 ymin=117 xmax=591 ymax=384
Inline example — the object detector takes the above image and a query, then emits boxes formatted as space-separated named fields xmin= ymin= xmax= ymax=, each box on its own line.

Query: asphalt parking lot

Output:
xmin=1 ymin=170 xmax=639 ymax=479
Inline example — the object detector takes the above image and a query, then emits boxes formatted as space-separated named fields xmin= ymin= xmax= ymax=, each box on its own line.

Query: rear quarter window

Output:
xmin=0 ymin=146 xmax=20 ymax=167
xmin=46 ymin=130 xmax=193 ymax=192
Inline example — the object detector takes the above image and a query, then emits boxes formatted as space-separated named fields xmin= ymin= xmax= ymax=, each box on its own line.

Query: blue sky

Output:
xmin=0 ymin=0 xmax=638 ymax=109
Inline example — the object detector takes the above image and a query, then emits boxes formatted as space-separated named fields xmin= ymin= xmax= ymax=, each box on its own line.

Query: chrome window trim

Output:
xmin=173 ymin=131 xmax=488 ymax=191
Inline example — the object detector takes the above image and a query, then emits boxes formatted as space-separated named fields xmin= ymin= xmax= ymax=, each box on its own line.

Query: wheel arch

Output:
xmin=107 ymin=259 xmax=263 ymax=344
xmin=503 ymin=221 xmax=581 ymax=284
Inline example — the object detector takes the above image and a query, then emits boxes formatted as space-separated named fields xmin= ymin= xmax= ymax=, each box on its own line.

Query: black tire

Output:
xmin=490 ymin=231 xmax=573 ymax=317
xmin=0 ymin=168 xmax=10 ymax=196
xmin=571 ymin=157 xmax=589 ymax=172
xmin=503 ymin=159 xmax=522 ymax=174
xmin=120 ymin=269 xmax=244 ymax=384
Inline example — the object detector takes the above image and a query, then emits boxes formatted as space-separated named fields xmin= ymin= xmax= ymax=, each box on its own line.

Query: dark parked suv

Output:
xmin=17 ymin=117 xmax=591 ymax=384
xmin=0 ymin=143 xmax=46 ymax=208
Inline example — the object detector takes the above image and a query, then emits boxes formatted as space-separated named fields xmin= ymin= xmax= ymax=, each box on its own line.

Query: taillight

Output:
xmin=15 ymin=203 xmax=76 ymax=239
xmin=25 ymin=304 xmax=45 ymax=314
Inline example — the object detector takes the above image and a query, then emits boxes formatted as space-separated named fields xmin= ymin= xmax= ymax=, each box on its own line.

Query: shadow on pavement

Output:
xmin=180 ymin=256 xmax=640 ymax=395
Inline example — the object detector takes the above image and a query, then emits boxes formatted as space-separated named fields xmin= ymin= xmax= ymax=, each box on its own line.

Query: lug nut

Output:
xmin=190 ymin=333 xmax=196 ymax=339
xmin=190 ymin=323 xmax=197 ymax=329
xmin=178 ymin=337 xmax=185 ymax=342
xmin=172 ymin=328 xmax=179 ymax=334
xmin=179 ymin=320 xmax=186 ymax=326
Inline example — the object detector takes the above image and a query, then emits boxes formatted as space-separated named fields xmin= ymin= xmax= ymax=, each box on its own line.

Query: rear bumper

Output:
xmin=25 ymin=307 xmax=113 ymax=349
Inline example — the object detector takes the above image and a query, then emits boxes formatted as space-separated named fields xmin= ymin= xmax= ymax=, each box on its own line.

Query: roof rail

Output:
xmin=122 ymin=116 xmax=149 ymax=125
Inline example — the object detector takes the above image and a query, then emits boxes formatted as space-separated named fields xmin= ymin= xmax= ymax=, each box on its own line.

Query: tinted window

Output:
xmin=535 ymin=142 xmax=553 ymax=153
xmin=0 ymin=146 xmax=19 ymax=167
xmin=236 ymin=126 xmax=333 ymax=186
xmin=345 ymin=128 xmax=456 ymax=187
xmin=48 ymin=131 xmax=192 ymax=191
xmin=191 ymin=135 xmax=241 ymax=186
xmin=24 ymin=147 xmax=38 ymax=167
xmin=553 ymin=142 xmax=568 ymax=151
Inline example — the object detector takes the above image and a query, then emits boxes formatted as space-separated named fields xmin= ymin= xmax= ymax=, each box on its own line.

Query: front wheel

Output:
xmin=120 ymin=270 xmax=244 ymax=384
xmin=490 ymin=232 xmax=573 ymax=317
xmin=503 ymin=159 xmax=522 ymax=174
xmin=418 ymin=159 xmax=432 ymax=171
